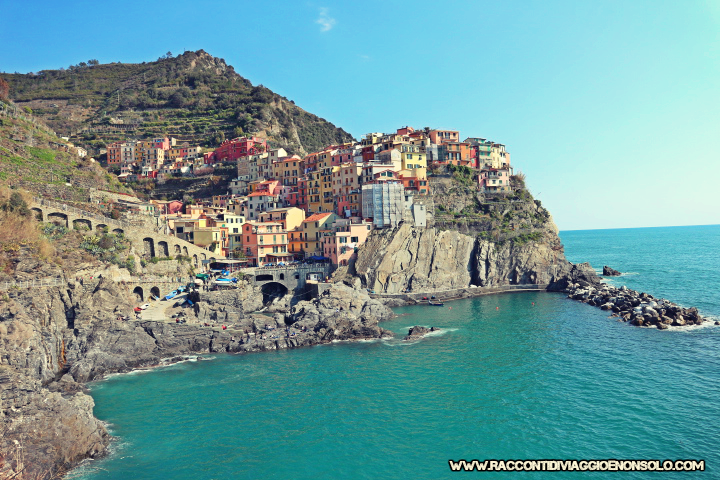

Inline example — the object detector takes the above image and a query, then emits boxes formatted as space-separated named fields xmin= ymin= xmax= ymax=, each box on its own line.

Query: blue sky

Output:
xmin=1 ymin=0 xmax=719 ymax=230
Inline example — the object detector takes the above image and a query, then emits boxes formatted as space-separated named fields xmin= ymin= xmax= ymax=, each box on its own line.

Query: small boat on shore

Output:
xmin=428 ymin=301 xmax=444 ymax=306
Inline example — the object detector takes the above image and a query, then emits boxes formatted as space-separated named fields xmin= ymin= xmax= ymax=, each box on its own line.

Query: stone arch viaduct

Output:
xmin=31 ymin=198 xmax=224 ymax=270
xmin=242 ymin=264 xmax=334 ymax=302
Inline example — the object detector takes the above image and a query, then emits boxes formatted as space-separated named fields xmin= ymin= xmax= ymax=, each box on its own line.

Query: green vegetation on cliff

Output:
xmin=0 ymin=101 xmax=132 ymax=201
xmin=2 ymin=50 xmax=353 ymax=155
xmin=429 ymin=168 xmax=554 ymax=246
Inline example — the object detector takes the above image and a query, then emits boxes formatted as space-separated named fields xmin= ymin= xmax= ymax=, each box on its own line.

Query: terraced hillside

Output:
xmin=1 ymin=50 xmax=353 ymax=156
xmin=0 ymin=100 xmax=131 ymax=201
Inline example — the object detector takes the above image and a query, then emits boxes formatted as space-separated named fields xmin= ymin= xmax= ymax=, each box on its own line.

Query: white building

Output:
xmin=361 ymin=182 xmax=405 ymax=228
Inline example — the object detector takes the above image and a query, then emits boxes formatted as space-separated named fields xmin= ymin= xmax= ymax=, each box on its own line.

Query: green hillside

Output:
xmin=1 ymin=50 xmax=353 ymax=155
xmin=0 ymin=99 xmax=131 ymax=201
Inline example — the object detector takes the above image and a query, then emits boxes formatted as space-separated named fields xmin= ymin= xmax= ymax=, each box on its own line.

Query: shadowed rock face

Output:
xmin=0 ymin=278 xmax=392 ymax=477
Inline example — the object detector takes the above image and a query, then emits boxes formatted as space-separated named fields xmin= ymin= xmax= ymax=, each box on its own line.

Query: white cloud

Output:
xmin=316 ymin=7 xmax=336 ymax=32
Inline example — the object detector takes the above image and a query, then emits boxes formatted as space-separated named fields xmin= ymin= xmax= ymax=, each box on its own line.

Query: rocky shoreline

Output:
xmin=554 ymin=262 xmax=712 ymax=329
xmin=563 ymin=282 xmax=709 ymax=329
xmin=0 ymin=280 xmax=393 ymax=478
xmin=1 ymin=258 xmax=713 ymax=478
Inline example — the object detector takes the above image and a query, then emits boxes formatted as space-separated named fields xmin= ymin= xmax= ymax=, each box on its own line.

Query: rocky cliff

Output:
xmin=0 ymin=278 xmax=391 ymax=478
xmin=352 ymin=212 xmax=572 ymax=295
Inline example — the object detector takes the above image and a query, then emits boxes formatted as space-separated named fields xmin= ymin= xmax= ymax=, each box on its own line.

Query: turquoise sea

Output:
xmin=76 ymin=225 xmax=720 ymax=479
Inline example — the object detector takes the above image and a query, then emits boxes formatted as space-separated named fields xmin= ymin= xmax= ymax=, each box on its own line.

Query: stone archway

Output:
xmin=31 ymin=207 xmax=43 ymax=221
xmin=260 ymin=282 xmax=288 ymax=304
xmin=143 ymin=238 xmax=155 ymax=258
xmin=96 ymin=223 xmax=108 ymax=233
xmin=150 ymin=286 xmax=161 ymax=299
xmin=193 ymin=254 xmax=198 ymax=267
xmin=183 ymin=246 xmax=189 ymax=256
xmin=73 ymin=218 xmax=92 ymax=231
xmin=47 ymin=212 xmax=68 ymax=227
xmin=133 ymin=286 xmax=144 ymax=302
xmin=174 ymin=244 xmax=181 ymax=255
xmin=158 ymin=241 xmax=169 ymax=257
xmin=112 ymin=228 xmax=124 ymax=234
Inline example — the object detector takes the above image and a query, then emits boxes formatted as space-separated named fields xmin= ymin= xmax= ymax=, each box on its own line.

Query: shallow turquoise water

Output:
xmin=77 ymin=226 xmax=720 ymax=479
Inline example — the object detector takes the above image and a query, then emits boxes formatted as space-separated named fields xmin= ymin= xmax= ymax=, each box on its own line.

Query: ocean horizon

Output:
xmin=75 ymin=224 xmax=720 ymax=479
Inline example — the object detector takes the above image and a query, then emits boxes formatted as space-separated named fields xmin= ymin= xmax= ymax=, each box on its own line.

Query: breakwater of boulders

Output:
xmin=563 ymin=283 xmax=711 ymax=329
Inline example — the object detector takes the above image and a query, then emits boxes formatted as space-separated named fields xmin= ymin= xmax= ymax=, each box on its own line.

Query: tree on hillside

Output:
xmin=88 ymin=59 xmax=99 ymax=66
xmin=211 ymin=131 xmax=225 ymax=146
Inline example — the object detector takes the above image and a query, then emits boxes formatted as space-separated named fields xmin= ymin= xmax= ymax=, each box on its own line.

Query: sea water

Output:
xmin=76 ymin=225 xmax=720 ymax=479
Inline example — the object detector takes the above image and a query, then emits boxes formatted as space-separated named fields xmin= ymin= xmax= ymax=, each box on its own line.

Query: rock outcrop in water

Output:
xmin=603 ymin=265 xmax=622 ymax=276
xmin=0 ymin=278 xmax=392 ymax=478
xmin=403 ymin=325 xmax=439 ymax=341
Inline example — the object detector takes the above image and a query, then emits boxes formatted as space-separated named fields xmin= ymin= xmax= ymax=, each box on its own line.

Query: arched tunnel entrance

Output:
xmin=150 ymin=286 xmax=161 ymax=300
xmin=133 ymin=286 xmax=144 ymax=302
xmin=261 ymin=282 xmax=288 ymax=305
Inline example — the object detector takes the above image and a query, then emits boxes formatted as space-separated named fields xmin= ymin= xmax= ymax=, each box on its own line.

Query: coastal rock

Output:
xmin=403 ymin=325 xmax=439 ymax=341
xmin=193 ymin=281 xmax=264 ymax=325
xmin=286 ymin=284 xmax=394 ymax=342
xmin=603 ymin=265 xmax=622 ymax=276
xmin=352 ymin=219 xmax=578 ymax=295
xmin=0 ymin=276 xmax=342 ymax=477
xmin=562 ymin=282 xmax=705 ymax=331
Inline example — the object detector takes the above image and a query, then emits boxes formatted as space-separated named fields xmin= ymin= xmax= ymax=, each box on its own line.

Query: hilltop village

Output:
xmin=103 ymin=127 xmax=513 ymax=268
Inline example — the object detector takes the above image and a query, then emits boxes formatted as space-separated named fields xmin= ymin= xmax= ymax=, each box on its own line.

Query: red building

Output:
xmin=205 ymin=136 xmax=268 ymax=164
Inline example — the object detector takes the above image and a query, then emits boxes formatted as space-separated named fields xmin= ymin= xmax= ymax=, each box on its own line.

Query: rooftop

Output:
xmin=304 ymin=212 xmax=333 ymax=222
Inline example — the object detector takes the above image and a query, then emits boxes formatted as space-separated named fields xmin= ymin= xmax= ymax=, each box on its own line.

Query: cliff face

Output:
xmin=353 ymin=213 xmax=571 ymax=294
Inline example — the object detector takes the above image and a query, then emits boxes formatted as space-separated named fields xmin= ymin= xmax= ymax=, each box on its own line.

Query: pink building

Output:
xmin=478 ymin=168 xmax=512 ymax=193
xmin=321 ymin=219 xmax=372 ymax=266
xmin=333 ymin=163 xmax=363 ymax=217
xmin=241 ymin=221 xmax=291 ymax=266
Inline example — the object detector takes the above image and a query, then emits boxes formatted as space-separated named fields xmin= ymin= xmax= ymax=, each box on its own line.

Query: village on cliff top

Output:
xmin=98 ymin=126 xmax=513 ymax=269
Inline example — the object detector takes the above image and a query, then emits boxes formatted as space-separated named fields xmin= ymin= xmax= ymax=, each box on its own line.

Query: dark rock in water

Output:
xmin=657 ymin=323 xmax=669 ymax=330
xmin=403 ymin=325 xmax=439 ymax=341
xmin=603 ymin=265 xmax=622 ymax=276
xmin=715 ymin=321 xmax=720 ymax=326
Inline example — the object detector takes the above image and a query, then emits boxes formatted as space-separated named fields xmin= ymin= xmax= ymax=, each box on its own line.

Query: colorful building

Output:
xmin=206 ymin=136 xmax=268 ymax=164
xmin=321 ymin=218 xmax=372 ymax=266
xmin=301 ymin=212 xmax=337 ymax=257
xmin=240 ymin=221 xmax=291 ymax=266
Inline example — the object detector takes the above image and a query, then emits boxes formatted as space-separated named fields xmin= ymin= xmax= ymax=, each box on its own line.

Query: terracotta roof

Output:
xmin=247 ymin=191 xmax=274 ymax=197
xmin=304 ymin=212 xmax=333 ymax=222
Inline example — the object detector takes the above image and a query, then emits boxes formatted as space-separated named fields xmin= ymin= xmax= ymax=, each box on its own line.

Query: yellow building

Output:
xmin=259 ymin=207 xmax=305 ymax=231
xmin=301 ymin=212 xmax=337 ymax=257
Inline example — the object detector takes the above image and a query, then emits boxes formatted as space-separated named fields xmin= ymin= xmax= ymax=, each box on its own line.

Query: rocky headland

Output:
xmin=0 ymin=278 xmax=392 ymax=478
